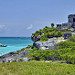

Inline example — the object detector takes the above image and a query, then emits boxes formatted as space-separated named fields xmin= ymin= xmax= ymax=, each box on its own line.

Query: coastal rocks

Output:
xmin=13 ymin=57 xmax=31 ymax=62
xmin=33 ymin=37 xmax=66 ymax=50
xmin=3 ymin=58 xmax=14 ymax=63
xmin=0 ymin=49 xmax=31 ymax=63
xmin=31 ymin=35 xmax=41 ymax=42
xmin=33 ymin=38 xmax=54 ymax=50
xmin=71 ymin=32 xmax=75 ymax=35
xmin=22 ymin=57 xmax=31 ymax=61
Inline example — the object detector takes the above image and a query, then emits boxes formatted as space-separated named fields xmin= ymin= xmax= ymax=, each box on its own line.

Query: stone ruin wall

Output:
xmin=57 ymin=14 xmax=75 ymax=30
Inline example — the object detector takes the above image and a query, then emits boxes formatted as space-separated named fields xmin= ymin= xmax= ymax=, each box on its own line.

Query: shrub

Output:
xmin=31 ymin=27 xmax=60 ymax=41
xmin=27 ymin=45 xmax=75 ymax=64
xmin=41 ymin=34 xmax=48 ymax=41
xmin=56 ymin=41 xmax=75 ymax=49
xmin=68 ymin=35 xmax=75 ymax=42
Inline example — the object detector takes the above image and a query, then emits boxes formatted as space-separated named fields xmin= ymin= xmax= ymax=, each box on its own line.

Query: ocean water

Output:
xmin=0 ymin=37 xmax=33 ymax=56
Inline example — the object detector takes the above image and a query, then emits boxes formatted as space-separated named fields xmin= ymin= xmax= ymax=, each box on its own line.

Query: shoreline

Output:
xmin=0 ymin=37 xmax=33 ymax=56
xmin=0 ymin=48 xmax=68 ymax=64
xmin=0 ymin=47 xmax=31 ymax=63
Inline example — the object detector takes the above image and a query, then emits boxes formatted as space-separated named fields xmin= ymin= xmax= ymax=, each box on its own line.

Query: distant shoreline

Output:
xmin=0 ymin=37 xmax=33 ymax=56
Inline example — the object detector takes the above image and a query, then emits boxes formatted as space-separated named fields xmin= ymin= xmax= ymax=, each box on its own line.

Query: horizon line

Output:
xmin=1 ymin=36 xmax=30 ymax=38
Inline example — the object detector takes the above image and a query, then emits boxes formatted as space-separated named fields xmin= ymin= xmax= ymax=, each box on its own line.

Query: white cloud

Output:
xmin=0 ymin=25 xmax=5 ymax=29
xmin=0 ymin=25 xmax=6 ymax=30
xmin=27 ymin=24 xmax=33 ymax=30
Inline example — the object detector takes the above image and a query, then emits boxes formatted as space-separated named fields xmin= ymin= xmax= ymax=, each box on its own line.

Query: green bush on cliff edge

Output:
xmin=31 ymin=26 xmax=63 ymax=41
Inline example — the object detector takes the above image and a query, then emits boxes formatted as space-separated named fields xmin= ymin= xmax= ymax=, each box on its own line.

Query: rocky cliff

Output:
xmin=33 ymin=37 xmax=66 ymax=50
xmin=31 ymin=26 xmax=73 ymax=50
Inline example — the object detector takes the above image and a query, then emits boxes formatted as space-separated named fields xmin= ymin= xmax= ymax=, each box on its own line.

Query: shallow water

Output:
xmin=0 ymin=37 xmax=33 ymax=56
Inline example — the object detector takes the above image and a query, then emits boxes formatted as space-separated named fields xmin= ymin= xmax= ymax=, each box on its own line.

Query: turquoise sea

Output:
xmin=0 ymin=37 xmax=33 ymax=56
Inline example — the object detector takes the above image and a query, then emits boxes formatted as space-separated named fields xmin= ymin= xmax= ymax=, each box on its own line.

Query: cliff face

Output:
xmin=33 ymin=38 xmax=56 ymax=50
xmin=33 ymin=37 xmax=66 ymax=50
xmin=31 ymin=35 xmax=41 ymax=42
xmin=31 ymin=26 xmax=72 ymax=50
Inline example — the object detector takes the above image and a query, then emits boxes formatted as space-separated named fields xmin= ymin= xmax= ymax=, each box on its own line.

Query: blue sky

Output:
xmin=0 ymin=0 xmax=75 ymax=37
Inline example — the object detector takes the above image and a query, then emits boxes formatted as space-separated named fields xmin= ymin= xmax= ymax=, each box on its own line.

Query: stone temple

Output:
xmin=57 ymin=14 xmax=75 ymax=31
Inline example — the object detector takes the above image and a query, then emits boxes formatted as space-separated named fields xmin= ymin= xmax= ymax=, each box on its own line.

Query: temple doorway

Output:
xmin=73 ymin=18 xmax=75 ymax=22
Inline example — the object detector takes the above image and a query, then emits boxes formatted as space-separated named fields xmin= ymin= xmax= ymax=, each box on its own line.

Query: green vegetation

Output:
xmin=0 ymin=61 xmax=75 ymax=75
xmin=31 ymin=26 xmax=64 ymax=41
xmin=27 ymin=35 xmax=75 ymax=64
xmin=27 ymin=48 xmax=75 ymax=64
xmin=16 ymin=52 xmax=19 ymax=54
xmin=0 ymin=26 xmax=75 ymax=74
xmin=31 ymin=25 xmax=73 ymax=41
xmin=51 ymin=23 xmax=54 ymax=27
xmin=62 ymin=30 xmax=71 ymax=33
xmin=20 ymin=45 xmax=34 ymax=51
xmin=56 ymin=41 xmax=75 ymax=49
xmin=68 ymin=35 xmax=75 ymax=42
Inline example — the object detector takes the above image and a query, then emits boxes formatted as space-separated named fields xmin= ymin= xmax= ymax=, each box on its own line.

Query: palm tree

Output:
xmin=51 ymin=23 xmax=54 ymax=27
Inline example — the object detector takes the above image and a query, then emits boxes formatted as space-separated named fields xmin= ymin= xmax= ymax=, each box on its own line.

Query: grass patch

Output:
xmin=0 ymin=61 xmax=75 ymax=75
